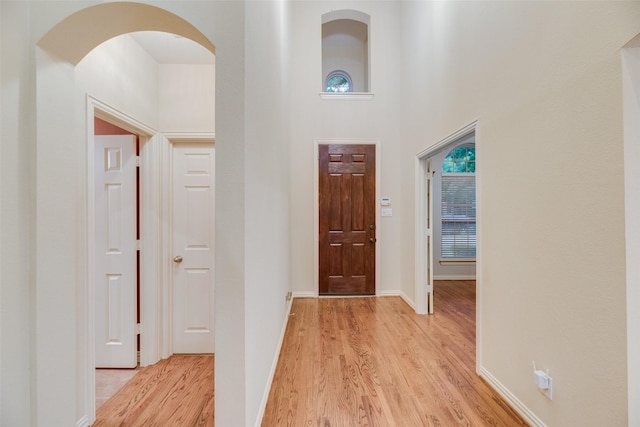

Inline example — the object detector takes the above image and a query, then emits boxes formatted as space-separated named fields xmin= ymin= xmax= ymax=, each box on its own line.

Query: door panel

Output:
xmin=95 ymin=135 xmax=137 ymax=368
xmin=319 ymin=144 xmax=375 ymax=295
xmin=172 ymin=142 xmax=215 ymax=354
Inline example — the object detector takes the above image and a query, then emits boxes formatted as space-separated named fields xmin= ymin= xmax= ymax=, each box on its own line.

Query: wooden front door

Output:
xmin=319 ymin=144 xmax=376 ymax=295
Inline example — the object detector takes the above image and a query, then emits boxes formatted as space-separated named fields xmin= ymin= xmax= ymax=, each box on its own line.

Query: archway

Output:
xmin=36 ymin=4 xmax=216 ymax=425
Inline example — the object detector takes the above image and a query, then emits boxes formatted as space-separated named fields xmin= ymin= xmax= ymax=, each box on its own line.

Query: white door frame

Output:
xmin=622 ymin=42 xmax=640 ymax=426
xmin=313 ymin=139 xmax=381 ymax=297
xmin=86 ymin=96 xmax=166 ymax=420
xmin=415 ymin=120 xmax=482 ymax=372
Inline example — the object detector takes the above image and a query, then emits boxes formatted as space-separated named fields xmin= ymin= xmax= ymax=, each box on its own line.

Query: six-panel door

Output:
xmin=319 ymin=144 xmax=376 ymax=295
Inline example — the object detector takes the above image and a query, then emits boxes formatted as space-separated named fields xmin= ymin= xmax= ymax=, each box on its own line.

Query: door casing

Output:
xmin=314 ymin=139 xmax=381 ymax=297
xmin=415 ymin=120 xmax=482 ymax=374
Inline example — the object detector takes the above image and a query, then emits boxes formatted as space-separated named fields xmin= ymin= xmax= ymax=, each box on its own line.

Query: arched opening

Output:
xmin=321 ymin=10 xmax=370 ymax=93
xmin=36 ymin=3 xmax=216 ymax=425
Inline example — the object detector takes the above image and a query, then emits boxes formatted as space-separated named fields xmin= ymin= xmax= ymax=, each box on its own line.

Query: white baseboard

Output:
xmin=254 ymin=298 xmax=294 ymax=427
xmin=292 ymin=291 xmax=316 ymax=298
xmin=433 ymin=275 xmax=476 ymax=280
xmin=479 ymin=366 xmax=547 ymax=427
xmin=377 ymin=290 xmax=415 ymax=311
xmin=76 ymin=415 xmax=90 ymax=427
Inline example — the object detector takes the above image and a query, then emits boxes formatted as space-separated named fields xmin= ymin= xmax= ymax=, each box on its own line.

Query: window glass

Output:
xmin=325 ymin=71 xmax=352 ymax=93
xmin=441 ymin=146 xmax=476 ymax=259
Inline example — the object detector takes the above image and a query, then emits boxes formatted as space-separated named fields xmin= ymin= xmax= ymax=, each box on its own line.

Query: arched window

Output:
xmin=325 ymin=70 xmax=352 ymax=93
xmin=441 ymin=145 xmax=476 ymax=259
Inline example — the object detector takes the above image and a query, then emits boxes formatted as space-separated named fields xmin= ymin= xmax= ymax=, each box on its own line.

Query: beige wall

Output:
xmin=159 ymin=63 xmax=215 ymax=133
xmin=289 ymin=1 xmax=408 ymax=300
xmin=399 ymin=2 xmax=640 ymax=425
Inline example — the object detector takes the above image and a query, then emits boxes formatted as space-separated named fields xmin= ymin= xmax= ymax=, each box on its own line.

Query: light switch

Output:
xmin=381 ymin=208 xmax=392 ymax=217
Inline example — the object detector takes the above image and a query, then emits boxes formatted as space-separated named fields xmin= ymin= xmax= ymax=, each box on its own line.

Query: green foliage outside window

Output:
xmin=442 ymin=146 xmax=475 ymax=173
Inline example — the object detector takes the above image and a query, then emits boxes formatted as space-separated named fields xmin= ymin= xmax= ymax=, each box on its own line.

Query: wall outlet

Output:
xmin=532 ymin=361 xmax=553 ymax=400
xmin=286 ymin=291 xmax=292 ymax=301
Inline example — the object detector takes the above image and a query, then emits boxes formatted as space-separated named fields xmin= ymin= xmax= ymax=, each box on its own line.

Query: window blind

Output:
xmin=441 ymin=174 xmax=476 ymax=258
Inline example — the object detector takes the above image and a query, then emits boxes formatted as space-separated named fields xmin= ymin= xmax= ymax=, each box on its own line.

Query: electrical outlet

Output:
xmin=286 ymin=291 xmax=292 ymax=301
xmin=532 ymin=361 xmax=553 ymax=400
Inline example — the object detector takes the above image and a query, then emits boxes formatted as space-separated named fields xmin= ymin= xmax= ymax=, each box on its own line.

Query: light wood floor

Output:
xmin=94 ymin=282 xmax=526 ymax=426
xmin=92 ymin=354 xmax=214 ymax=426
xmin=262 ymin=281 xmax=528 ymax=426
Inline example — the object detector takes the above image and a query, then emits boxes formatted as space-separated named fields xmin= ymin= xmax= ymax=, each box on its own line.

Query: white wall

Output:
xmin=244 ymin=2 xmax=292 ymax=423
xmin=290 ymin=1 xmax=409 ymax=299
xmin=76 ymin=35 xmax=160 ymax=128
xmin=1 ymin=2 xmax=33 ymax=425
xmin=322 ymin=19 xmax=368 ymax=92
xmin=159 ymin=63 xmax=215 ymax=132
xmin=0 ymin=1 xmax=283 ymax=425
xmin=400 ymin=2 xmax=640 ymax=425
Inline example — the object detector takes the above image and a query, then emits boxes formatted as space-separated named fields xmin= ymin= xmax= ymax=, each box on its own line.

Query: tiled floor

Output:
xmin=95 ymin=368 xmax=140 ymax=409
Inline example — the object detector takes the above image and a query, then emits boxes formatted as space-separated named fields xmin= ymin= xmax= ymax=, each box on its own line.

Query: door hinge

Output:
xmin=135 ymin=156 xmax=141 ymax=167
xmin=136 ymin=240 xmax=142 ymax=251
xmin=136 ymin=323 xmax=142 ymax=335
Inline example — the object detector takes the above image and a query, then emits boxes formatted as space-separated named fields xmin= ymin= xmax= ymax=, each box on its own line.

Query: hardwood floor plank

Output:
xmin=93 ymin=354 xmax=213 ymax=426
xmin=262 ymin=281 xmax=528 ymax=426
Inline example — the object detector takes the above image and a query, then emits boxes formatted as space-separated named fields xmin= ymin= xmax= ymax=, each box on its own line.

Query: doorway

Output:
xmin=415 ymin=121 xmax=481 ymax=370
xmin=317 ymin=142 xmax=377 ymax=295
xmin=35 ymin=3 xmax=220 ymax=425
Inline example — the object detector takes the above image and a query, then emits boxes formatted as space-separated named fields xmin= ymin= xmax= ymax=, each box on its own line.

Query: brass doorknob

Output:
xmin=369 ymin=238 xmax=376 ymax=243
xmin=173 ymin=256 xmax=183 ymax=263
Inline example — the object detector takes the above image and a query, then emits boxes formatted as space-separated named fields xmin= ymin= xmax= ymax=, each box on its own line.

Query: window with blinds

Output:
xmin=441 ymin=146 xmax=476 ymax=259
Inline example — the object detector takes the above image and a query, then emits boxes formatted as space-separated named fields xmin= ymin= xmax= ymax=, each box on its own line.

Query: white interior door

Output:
xmin=172 ymin=142 xmax=215 ymax=354
xmin=95 ymin=134 xmax=137 ymax=368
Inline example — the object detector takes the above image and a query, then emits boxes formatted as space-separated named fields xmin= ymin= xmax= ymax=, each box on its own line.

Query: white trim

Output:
xmin=377 ymin=290 xmax=415 ymax=311
xmin=163 ymin=132 xmax=215 ymax=143
xmin=319 ymin=92 xmax=374 ymax=101
xmin=474 ymin=122 xmax=484 ymax=375
xmin=414 ymin=157 xmax=429 ymax=314
xmin=439 ymin=260 xmax=476 ymax=266
xmin=479 ymin=367 xmax=547 ymax=427
xmin=433 ymin=275 xmax=477 ymax=281
xmin=76 ymin=415 xmax=90 ymax=427
xmin=292 ymin=291 xmax=317 ymax=298
xmin=255 ymin=297 xmax=294 ymax=427
xmin=623 ymin=44 xmax=640 ymax=426
xmin=416 ymin=121 xmax=477 ymax=159
xmin=86 ymin=96 xmax=161 ymax=424
xmin=314 ymin=139 xmax=381 ymax=296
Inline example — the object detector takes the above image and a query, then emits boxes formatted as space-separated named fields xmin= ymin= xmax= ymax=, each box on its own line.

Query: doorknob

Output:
xmin=173 ymin=255 xmax=183 ymax=264
xmin=369 ymin=238 xmax=376 ymax=243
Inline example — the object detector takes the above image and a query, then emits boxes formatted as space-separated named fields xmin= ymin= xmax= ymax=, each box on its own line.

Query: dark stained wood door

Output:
xmin=319 ymin=144 xmax=376 ymax=295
